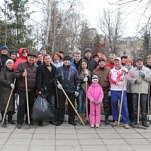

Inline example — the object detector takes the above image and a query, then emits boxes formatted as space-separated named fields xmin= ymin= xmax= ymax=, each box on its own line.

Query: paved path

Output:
xmin=0 ymin=121 xmax=151 ymax=151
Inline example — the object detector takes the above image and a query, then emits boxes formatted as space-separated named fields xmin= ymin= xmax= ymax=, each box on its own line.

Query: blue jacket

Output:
xmin=56 ymin=65 xmax=80 ymax=93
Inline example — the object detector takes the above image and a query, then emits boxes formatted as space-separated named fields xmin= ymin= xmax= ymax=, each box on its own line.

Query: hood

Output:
xmin=19 ymin=47 xmax=28 ymax=59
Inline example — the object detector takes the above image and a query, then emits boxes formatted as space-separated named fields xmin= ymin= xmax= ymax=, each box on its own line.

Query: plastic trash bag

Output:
xmin=32 ymin=95 xmax=53 ymax=121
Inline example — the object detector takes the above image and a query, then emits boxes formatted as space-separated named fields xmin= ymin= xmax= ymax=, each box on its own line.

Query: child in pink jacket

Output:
xmin=87 ymin=75 xmax=104 ymax=128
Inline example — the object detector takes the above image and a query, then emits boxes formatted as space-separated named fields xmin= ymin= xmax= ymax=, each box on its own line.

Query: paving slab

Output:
xmin=29 ymin=146 xmax=55 ymax=151
xmin=0 ymin=120 xmax=151 ymax=151
xmin=31 ymin=139 xmax=55 ymax=146
xmin=131 ymin=145 xmax=151 ymax=151
xmin=1 ymin=145 xmax=29 ymax=151
xmin=81 ymin=145 xmax=108 ymax=151
xmin=106 ymin=145 xmax=135 ymax=151
xmin=125 ymin=138 xmax=151 ymax=145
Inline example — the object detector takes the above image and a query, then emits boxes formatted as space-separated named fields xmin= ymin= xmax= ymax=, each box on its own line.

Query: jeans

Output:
xmin=111 ymin=90 xmax=130 ymax=124
xmin=17 ymin=90 xmax=36 ymax=124
xmin=132 ymin=93 xmax=148 ymax=122
xmin=78 ymin=88 xmax=86 ymax=114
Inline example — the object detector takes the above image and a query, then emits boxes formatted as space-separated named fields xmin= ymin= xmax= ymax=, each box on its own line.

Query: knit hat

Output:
xmin=92 ymin=75 xmax=99 ymax=82
xmin=84 ymin=48 xmax=92 ymax=54
xmin=10 ymin=51 xmax=17 ymax=56
xmin=114 ymin=57 xmax=121 ymax=61
xmin=63 ymin=55 xmax=71 ymax=61
xmin=5 ymin=59 xmax=14 ymax=65
xmin=136 ymin=56 xmax=143 ymax=62
xmin=124 ymin=58 xmax=133 ymax=65
xmin=1 ymin=45 xmax=8 ymax=51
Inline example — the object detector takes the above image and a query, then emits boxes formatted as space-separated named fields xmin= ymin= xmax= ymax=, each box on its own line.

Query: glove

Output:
xmin=117 ymin=81 xmax=124 ymax=86
xmin=57 ymin=83 xmax=63 ymax=89
xmin=10 ymin=83 xmax=15 ymax=90
xmin=135 ymin=79 xmax=141 ymax=84
xmin=83 ymin=77 xmax=88 ymax=82
xmin=139 ymin=70 xmax=145 ymax=78
xmin=94 ymin=101 xmax=100 ymax=105
xmin=75 ymin=91 xmax=79 ymax=97
xmin=121 ymin=67 xmax=128 ymax=73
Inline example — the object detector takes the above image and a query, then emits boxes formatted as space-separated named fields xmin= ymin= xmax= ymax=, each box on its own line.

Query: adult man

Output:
xmin=10 ymin=51 xmax=18 ymax=63
xmin=93 ymin=58 xmax=111 ymax=125
xmin=36 ymin=53 xmax=43 ymax=66
xmin=71 ymin=50 xmax=82 ymax=70
xmin=39 ymin=47 xmax=47 ymax=56
xmin=106 ymin=54 xmax=116 ymax=69
xmin=109 ymin=57 xmax=130 ymax=129
xmin=83 ymin=48 xmax=97 ymax=72
xmin=15 ymin=53 xmax=37 ymax=129
xmin=0 ymin=45 xmax=9 ymax=69
xmin=56 ymin=56 xmax=79 ymax=126
xmin=121 ymin=55 xmax=128 ymax=66
xmin=129 ymin=57 xmax=151 ymax=127
xmin=36 ymin=54 xmax=56 ymax=126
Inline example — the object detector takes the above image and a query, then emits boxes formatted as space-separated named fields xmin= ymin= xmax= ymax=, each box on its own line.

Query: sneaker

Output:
xmin=96 ymin=124 xmax=99 ymax=128
xmin=90 ymin=125 xmax=94 ymax=128
xmin=112 ymin=121 xmax=118 ymax=126
xmin=124 ymin=124 xmax=131 ymax=129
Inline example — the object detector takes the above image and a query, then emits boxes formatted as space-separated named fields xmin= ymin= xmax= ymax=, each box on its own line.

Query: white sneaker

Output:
xmin=90 ymin=125 xmax=94 ymax=128
xmin=96 ymin=124 xmax=99 ymax=128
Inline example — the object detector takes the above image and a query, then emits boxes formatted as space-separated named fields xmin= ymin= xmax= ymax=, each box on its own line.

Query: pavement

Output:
xmin=0 ymin=118 xmax=151 ymax=151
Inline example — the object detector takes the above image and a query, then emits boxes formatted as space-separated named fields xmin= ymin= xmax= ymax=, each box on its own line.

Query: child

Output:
xmin=87 ymin=75 xmax=104 ymax=128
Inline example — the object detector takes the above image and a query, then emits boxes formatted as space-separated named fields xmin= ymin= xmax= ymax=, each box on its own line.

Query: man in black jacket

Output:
xmin=36 ymin=54 xmax=56 ymax=126
xmin=83 ymin=48 xmax=97 ymax=72
xmin=56 ymin=56 xmax=80 ymax=126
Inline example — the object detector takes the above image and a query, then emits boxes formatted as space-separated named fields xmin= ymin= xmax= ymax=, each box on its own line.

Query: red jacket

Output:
xmin=14 ymin=47 xmax=28 ymax=70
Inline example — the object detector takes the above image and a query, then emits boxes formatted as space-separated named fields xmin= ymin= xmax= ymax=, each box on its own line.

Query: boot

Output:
xmin=105 ymin=115 xmax=110 ymax=125
xmin=142 ymin=121 xmax=149 ymax=127
xmin=8 ymin=112 xmax=15 ymax=124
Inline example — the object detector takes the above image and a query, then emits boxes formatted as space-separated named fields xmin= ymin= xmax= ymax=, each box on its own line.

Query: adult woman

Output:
xmin=0 ymin=59 xmax=15 ymax=125
xmin=78 ymin=59 xmax=91 ymax=123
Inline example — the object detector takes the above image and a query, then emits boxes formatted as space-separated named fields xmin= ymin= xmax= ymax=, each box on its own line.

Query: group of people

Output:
xmin=0 ymin=45 xmax=151 ymax=129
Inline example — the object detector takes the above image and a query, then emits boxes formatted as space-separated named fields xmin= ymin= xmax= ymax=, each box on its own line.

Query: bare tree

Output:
xmin=98 ymin=5 xmax=125 ymax=54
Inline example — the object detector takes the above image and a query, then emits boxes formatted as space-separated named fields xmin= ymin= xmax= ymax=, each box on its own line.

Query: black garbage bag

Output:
xmin=32 ymin=95 xmax=53 ymax=121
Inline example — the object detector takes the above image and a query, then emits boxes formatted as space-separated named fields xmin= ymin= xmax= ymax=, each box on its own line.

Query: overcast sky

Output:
xmin=81 ymin=0 xmax=150 ymax=37
xmin=0 ymin=0 xmax=150 ymax=37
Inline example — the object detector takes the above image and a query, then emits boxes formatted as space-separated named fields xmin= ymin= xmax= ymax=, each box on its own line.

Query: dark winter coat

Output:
xmin=36 ymin=63 xmax=57 ymax=96
xmin=56 ymin=65 xmax=80 ymax=93
xmin=93 ymin=66 xmax=110 ymax=91
xmin=0 ymin=54 xmax=9 ymax=69
xmin=0 ymin=68 xmax=15 ymax=111
xmin=83 ymin=57 xmax=97 ymax=72
xmin=14 ymin=61 xmax=37 ymax=91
